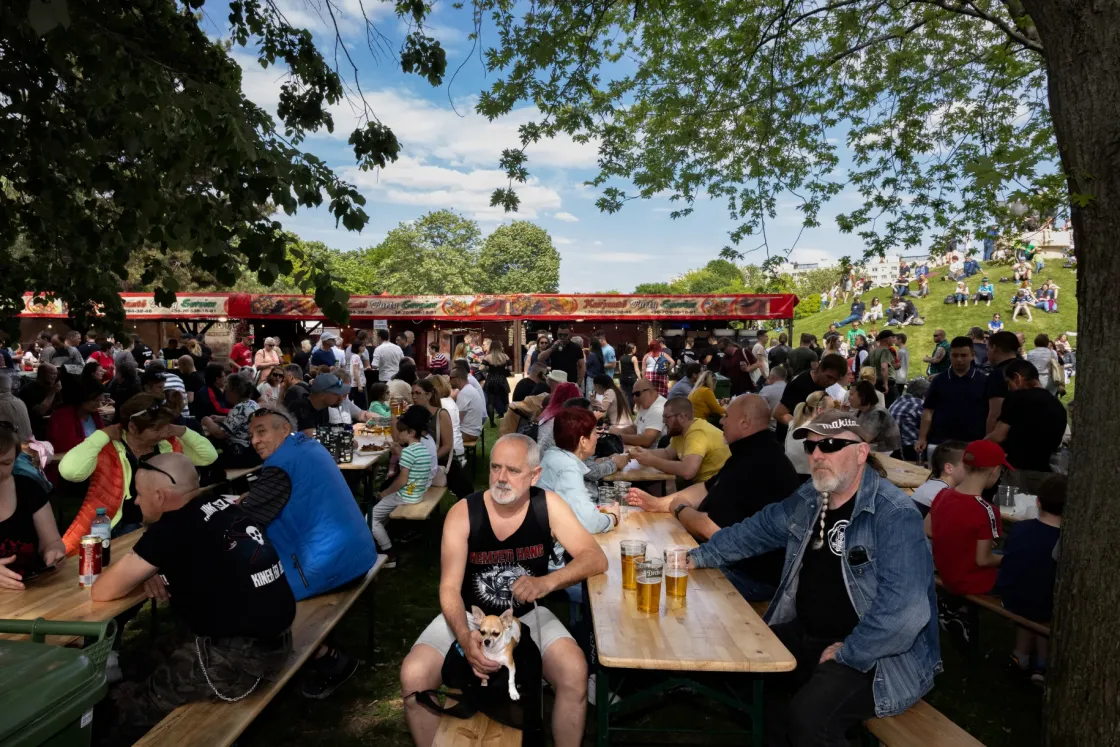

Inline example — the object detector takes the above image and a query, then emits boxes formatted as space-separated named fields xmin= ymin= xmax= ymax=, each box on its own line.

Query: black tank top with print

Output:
xmin=461 ymin=487 xmax=551 ymax=618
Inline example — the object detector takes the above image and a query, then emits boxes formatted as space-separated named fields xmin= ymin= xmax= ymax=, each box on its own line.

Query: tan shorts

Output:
xmin=413 ymin=607 xmax=573 ymax=657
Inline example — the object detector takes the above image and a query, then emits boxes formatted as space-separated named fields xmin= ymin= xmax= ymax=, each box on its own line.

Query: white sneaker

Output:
xmin=105 ymin=650 xmax=123 ymax=684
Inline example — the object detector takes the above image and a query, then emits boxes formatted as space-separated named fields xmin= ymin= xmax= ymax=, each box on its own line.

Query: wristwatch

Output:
xmin=673 ymin=503 xmax=689 ymax=519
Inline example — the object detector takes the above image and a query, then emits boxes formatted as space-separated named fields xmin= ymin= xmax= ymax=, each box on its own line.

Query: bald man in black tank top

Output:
xmin=400 ymin=434 xmax=608 ymax=747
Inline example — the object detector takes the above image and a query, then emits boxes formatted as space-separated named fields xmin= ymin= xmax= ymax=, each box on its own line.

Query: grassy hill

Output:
xmin=792 ymin=260 xmax=1078 ymax=358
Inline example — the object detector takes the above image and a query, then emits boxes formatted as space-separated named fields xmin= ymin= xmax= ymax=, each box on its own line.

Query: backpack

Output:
xmin=654 ymin=353 xmax=670 ymax=375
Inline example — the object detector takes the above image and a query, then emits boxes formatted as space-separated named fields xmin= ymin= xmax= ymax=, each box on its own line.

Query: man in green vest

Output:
xmin=923 ymin=329 xmax=951 ymax=378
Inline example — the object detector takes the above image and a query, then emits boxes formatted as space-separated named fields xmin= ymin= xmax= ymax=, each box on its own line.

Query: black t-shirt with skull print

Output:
xmin=133 ymin=493 xmax=296 ymax=639
xmin=794 ymin=497 xmax=860 ymax=641
xmin=461 ymin=487 xmax=551 ymax=619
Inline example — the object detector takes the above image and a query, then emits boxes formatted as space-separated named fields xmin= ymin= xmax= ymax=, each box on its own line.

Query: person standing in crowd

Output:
xmin=757 ymin=365 xmax=788 ymax=419
xmin=774 ymin=354 xmax=849 ymax=441
xmin=369 ymin=331 xmax=404 ymax=383
xmin=1025 ymin=333 xmax=1061 ymax=396
xmin=888 ymin=378 xmax=928 ymax=462
xmin=18 ymin=362 xmax=61 ymax=440
xmin=610 ymin=380 xmax=666 ymax=448
xmin=480 ymin=340 xmax=512 ymax=428
xmin=751 ymin=330 xmax=770 ymax=386
xmin=344 ymin=338 xmax=368 ymax=410
xmin=984 ymin=330 xmax=1021 ymax=434
xmin=867 ymin=330 xmax=898 ymax=405
xmin=293 ymin=340 xmax=313 ymax=375
xmin=909 ymin=441 xmax=966 ymax=516
xmin=627 ymin=395 xmax=798 ymax=601
xmin=537 ymin=326 xmax=585 ymax=389
xmin=969 ymin=327 xmax=989 ymax=371
xmin=310 ymin=333 xmax=338 ymax=371
xmin=583 ymin=337 xmax=605 ymax=397
xmin=632 ymin=397 xmax=731 ymax=486
xmin=400 ymin=331 xmax=416 ymax=360
xmin=428 ymin=342 xmax=449 ymax=376
xmin=617 ymin=342 xmax=639 ymax=410
xmin=994 ymin=474 xmax=1064 ymax=683
xmin=987 ymin=360 xmax=1067 ymax=473
xmin=58 ymin=395 xmax=218 ymax=553
xmin=399 ymin=435 xmax=605 ymax=747
xmin=668 ymin=362 xmax=701 ymax=400
xmin=894 ymin=332 xmax=910 ymax=381
xmin=642 ymin=340 xmax=674 ymax=397
xmin=90 ymin=453 xmax=295 ymax=745
xmin=718 ymin=338 xmax=758 ymax=397
xmin=785 ymin=333 xmax=819 ymax=379
xmin=254 ymin=337 xmax=282 ymax=381
xmin=241 ymin=407 xmax=376 ymax=697
xmin=77 ymin=331 xmax=99 ymax=360
xmin=915 ymin=337 xmax=987 ymax=460
xmin=448 ymin=368 xmax=485 ymax=441
xmin=229 ymin=333 xmax=254 ymax=371
xmin=597 ymin=331 xmax=617 ymax=379
xmin=922 ymin=329 xmax=951 ymax=378
xmin=768 ymin=332 xmax=792 ymax=370
xmin=689 ymin=411 xmax=939 ymax=743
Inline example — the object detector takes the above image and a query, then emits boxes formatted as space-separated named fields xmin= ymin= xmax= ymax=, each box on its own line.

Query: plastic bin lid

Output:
xmin=0 ymin=641 xmax=106 ymax=744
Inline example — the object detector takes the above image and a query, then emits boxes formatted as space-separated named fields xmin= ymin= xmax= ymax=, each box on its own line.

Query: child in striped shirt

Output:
xmin=368 ymin=405 xmax=433 ymax=568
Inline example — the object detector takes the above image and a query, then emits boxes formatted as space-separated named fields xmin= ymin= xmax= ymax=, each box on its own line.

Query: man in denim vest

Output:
xmin=688 ymin=410 xmax=939 ymax=746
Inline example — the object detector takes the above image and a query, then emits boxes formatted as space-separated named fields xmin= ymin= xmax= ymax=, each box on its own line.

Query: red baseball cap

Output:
xmin=963 ymin=440 xmax=1014 ymax=470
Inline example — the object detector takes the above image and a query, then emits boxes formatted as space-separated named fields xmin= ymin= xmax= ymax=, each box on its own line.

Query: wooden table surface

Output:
xmin=339 ymin=432 xmax=391 ymax=471
xmin=879 ymin=454 xmax=931 ymax=489
xmin=603 ymin=467 xmax=675 ymax=484
xmin=223 ymin=465 xmax=262 ymax=482
xmin=0 ymin=531 xmax=148 ymax=637
xmin=588 ymin=509 xmax=796 ymax=673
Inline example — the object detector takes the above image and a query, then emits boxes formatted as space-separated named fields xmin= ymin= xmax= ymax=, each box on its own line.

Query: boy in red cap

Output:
xmin=925 ymin=440 xmax=1011 ymax=596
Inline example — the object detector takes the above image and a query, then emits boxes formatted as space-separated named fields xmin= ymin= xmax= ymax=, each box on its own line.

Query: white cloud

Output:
xmin=235 ymin=53 xmax=598 ymax=169
xmin=785 ymin=247 xmax=834 ymax=265
xmin=590 ymin=252 xmax=651 ymax=262
xmin=269 ymin=0 xmax=392 ymax=34
xmin=593 ymin=240 xmax=603 ymax=246
xmin=553 ymin=211 xmax=580 ymax=223
xmin=553 ymin=236 xmax=576 ymax=245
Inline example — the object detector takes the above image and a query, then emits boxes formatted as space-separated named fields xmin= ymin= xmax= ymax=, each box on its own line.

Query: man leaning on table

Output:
xmin=609 ymin=379 xmax=665 ymax=448
xmin=688 ymin=410 xmax=940 ymax=746
xmin=626 ymin=395 xmax=799 ymax=601
xmin=92 ymin=453 xmax=295 ymax=746
xmin=629 ymin=396 xmax=730 ymax=486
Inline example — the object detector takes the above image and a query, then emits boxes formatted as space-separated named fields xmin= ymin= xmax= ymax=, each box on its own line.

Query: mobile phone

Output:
xmin=19 ymin=563 xmax=58 ymax=583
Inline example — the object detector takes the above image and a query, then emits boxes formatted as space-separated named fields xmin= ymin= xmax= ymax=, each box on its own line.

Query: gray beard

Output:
xmin=811 ymin=471 xmax=843 ymax=493
xmin=491 ymin=484 xmax=520 ymax=505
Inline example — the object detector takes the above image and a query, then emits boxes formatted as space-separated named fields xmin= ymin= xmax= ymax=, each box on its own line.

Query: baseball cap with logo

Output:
xmin=310 ymin=373 xmax=350 ymax=395
xmin=792 ymin=410 xmax=870 ymax=442
xmin=962 ymin=440 xmax=1014 ymax=470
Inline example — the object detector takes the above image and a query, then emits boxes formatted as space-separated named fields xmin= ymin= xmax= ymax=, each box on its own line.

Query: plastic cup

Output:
xmin=664 ymin=546 xmax=689 ymax=599
xmin=620 ymin=540 xmax=646 ymax=591
xmin=636 ymin=559 xmax=664 ymax=614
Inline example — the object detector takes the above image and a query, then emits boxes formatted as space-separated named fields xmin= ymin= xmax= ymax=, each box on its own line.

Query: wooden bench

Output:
xmin=434 ymin=703 xmax=521 ymax=747
xmin=134 ymin=555 xmax=387 ymax=747
xmin=934 ymin=577 xmax=1051 ymax=638
xmin=390 ymin=486 xmax=448 ymax=552
xmin=865 ymin=699 xmax=984 ymax=746
xmin=462 ymin=432 xmax=484 ymax=475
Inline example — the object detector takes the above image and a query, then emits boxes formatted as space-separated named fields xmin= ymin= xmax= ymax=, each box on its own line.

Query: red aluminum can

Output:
xmin=79 ymin=535 xmax=102 ymax=588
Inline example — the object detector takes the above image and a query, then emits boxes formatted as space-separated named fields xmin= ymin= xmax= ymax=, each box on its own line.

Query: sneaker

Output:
xmin=105 ymin=651 xmax=123 ymax=684
xmin=300 ymin=648 xmax=362 ymax=699
xmin=1030 ymin=671 xmax=1046 ymax=687
xmin=383 ymin=551 xmax=398 ymax=569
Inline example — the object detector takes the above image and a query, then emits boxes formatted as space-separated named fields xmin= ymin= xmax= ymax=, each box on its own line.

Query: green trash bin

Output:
xmin=0 ymin=618 xmax=115 ymax=747
xmin=713 ymin=373 xmax=731 ymax=401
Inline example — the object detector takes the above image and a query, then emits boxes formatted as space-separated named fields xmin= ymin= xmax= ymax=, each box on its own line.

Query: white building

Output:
xmin=862 ymin=254 xmax=900 ymax=287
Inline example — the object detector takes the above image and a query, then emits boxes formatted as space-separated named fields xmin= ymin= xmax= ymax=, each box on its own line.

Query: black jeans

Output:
xmin=766 ymin=620 xmax=877 ymax=747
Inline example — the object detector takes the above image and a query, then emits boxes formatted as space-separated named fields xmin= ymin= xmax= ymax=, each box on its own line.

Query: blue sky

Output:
xmin=205 ymin=0 xmax=872 ymax=291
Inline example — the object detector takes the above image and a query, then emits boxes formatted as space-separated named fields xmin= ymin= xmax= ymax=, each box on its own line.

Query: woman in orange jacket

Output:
xmin=57 ymin=393 xmax=218 ymax=555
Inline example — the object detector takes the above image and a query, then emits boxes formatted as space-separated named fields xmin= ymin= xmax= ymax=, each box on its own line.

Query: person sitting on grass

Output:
xmin=994 ymin=473 xmax=1064 ymax=685
xmin=91 ymin=453 xmax=295 ymax=746
xmin=862 ymin=297 xmax=884 ymax=323
xmin=954 ymin=280 xmax=969 ymax=307
xmin=975 ymin=277 xmax=995 ymax=306
xmin=369 ymin=405 xmax=434 ymax=570
xmin=988 ymin=313 xmax=1004 ymax=334
xmin=925 ymin=440 xmax=1008 ymax=643
xmin=835 ymin=296 xmax=866 ymax=328
xmin=909 ymin=440 xmax=966 ymax=516
xmin=236 ymin=406 xmax=376 ymax=699
xmin=631 ymin=396 xmax=731 ymax=486
xmin=1012 ymin=283 xmax=1035 ymax=322
xmin=400 ymin=435 xmax=607 ymax=747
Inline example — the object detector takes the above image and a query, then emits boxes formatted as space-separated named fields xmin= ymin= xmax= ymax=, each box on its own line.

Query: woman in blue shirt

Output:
xmin=975 ymin=277 xmax=995 ymax=306
xmin=988 ymin=313 xmax=1004 ymax=334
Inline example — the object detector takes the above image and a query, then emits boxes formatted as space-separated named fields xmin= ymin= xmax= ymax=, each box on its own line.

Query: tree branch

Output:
xmin=913 ymin=0 xmax=1043 ymax=53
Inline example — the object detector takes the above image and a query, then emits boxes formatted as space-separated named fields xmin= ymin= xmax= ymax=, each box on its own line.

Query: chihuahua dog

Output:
xmin=466 ymin=605 xmax=521 ymax=701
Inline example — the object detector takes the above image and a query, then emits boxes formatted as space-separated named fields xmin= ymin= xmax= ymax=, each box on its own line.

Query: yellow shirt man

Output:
xmin=669 ymin=418 xmax=731 ymax=484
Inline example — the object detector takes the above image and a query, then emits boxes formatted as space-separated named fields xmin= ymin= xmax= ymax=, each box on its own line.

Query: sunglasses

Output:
xmin=803 ymin=438 xmax=862 ymax=455
xmin=137 ymin=458 xmax=177 ymax=484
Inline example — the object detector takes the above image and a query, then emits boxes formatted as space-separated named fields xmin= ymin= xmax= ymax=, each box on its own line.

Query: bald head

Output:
xmin=141 ymin=452 xmax=200 ymax=492
xmin=134 ymin=453 xmax=200 ymax=524
xmin=723 ymin=394 xmax=771 ymax=443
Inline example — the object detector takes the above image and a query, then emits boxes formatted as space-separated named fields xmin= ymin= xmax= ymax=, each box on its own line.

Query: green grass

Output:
xmin=796 ymin=259 xmax=1078 ymax=375
xmin=112 ymin=421 xmax=1046 ymax=746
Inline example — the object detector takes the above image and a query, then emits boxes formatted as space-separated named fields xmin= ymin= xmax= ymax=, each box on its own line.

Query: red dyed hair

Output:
xmin=647 ymin=340 xmax=662 ymax=355
xmin=539 ymin=382 xmax=581 ymax=423
xmin=553 ymin=408 xmax=599 ymax=452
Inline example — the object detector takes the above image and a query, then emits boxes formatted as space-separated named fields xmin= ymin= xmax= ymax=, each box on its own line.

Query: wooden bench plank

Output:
xmin=934 ymin=577 xmax=1050 ymax=636
xmin=434 ymin=710 xmax=522 ymax=747
xmin=391 ymin=487 xmax=448 ymax=521
xmin=866 ymin=700 xmax=985 ymax=747
xmin=134 ymin=555 xmax=387 ymax=747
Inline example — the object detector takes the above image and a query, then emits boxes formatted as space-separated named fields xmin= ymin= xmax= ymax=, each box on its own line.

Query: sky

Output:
xmin=203 ymin=0 xmax=873 ymax=292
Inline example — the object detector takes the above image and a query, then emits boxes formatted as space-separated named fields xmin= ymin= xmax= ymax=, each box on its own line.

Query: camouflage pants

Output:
xmin=99 ymin=627 xmax=291 ymax=746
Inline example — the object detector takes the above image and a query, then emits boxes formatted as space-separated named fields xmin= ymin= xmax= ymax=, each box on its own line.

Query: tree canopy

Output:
xmin=478 ymin=221 xmax=561 ymax=294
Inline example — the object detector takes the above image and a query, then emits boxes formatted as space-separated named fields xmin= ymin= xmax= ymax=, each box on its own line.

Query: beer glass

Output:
xmin=597 ymin=492 xmax=619 ymax=517
xmin=664 ymin=545 xmax=689 ymax=599
xmin=620 ymin=540 xmax=646 ymax=591
xmin=636 ymin=558 xmax=664 ymax=614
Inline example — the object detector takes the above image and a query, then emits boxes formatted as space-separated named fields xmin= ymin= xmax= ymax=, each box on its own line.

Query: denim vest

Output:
xmin=690 ymin=465 xmax=941 ymax=716
xmin=264 ymin=434 xmax=376 ymax=601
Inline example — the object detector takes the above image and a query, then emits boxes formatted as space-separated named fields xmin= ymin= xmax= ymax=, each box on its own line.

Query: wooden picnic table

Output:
xmin=879 ymin=454 xmax=930 ymax=489
xmin=603 ymin=467 xmax=676 ymax=496
xmin=588 ymin=509 xmax=795 ymax=746
xmin=0 ymin=530 xmax=148 ymax=640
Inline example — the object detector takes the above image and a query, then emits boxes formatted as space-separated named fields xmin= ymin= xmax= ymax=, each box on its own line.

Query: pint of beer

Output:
xmin=636 ymin=558 xmax=664 ymax=614
xmin=664 ymin=545 xmax=689 ymax=599
xmin=620 ymin=540 xmax=646 ymax=591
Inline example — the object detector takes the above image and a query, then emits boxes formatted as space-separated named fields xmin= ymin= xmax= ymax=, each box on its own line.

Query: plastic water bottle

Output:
xmin=91 ymin=507 xmax=112 ymax=566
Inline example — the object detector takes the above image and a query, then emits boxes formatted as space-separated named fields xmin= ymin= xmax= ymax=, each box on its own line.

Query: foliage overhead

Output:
xmin=0 ymin=0 xmax=447 ymax=332
xmin=477 ymin=221 xmax=561 ymax=294
xmin=456 ymin=0 xmax=1061 ymax=261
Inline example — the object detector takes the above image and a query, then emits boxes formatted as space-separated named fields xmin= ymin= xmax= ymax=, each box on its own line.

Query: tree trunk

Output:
xmin=1022 ymin=3 xmax=1120 ymax=745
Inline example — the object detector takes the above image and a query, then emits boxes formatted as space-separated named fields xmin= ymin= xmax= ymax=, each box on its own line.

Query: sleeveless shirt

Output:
xmin=461 ymin=487 xmax=551 ymax=618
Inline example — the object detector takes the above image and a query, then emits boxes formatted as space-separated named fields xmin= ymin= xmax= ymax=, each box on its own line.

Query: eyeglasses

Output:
xmin=803 ymin=438 xmax=862 ymax=455
xmin=137 ymin=458 xmax=177 ymax=484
